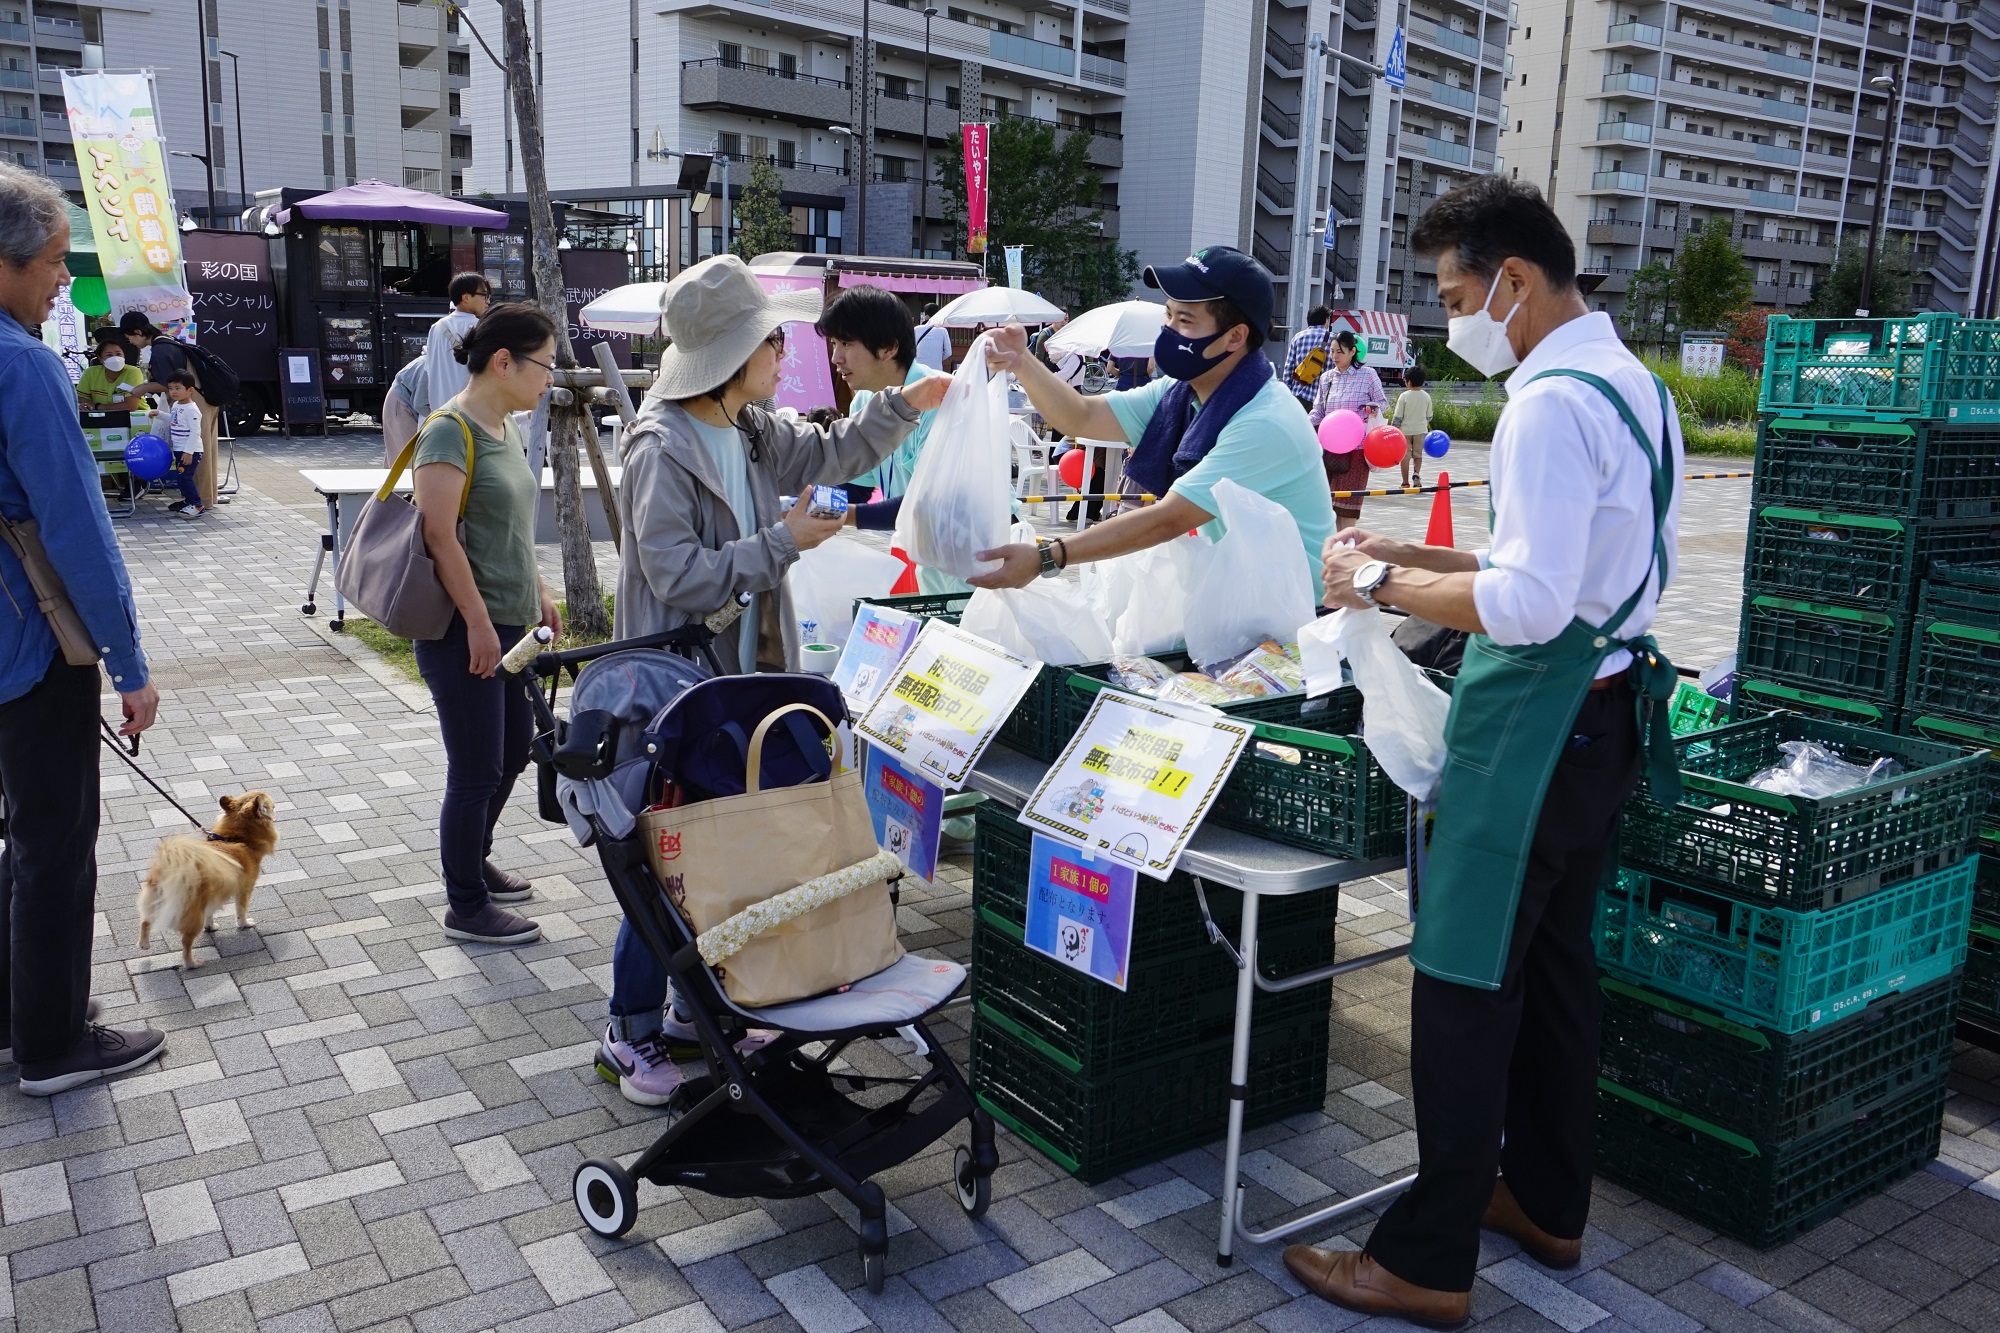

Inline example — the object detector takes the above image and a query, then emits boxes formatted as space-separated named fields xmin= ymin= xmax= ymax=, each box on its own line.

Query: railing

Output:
xmin=1909 ymin=39 xmax=1942 ymax=61
xmin=1329 ymin=181 xmax=1360 ymax=218
xmin=1085 ymin=0 xmax=1129 ymax=13
xmin=1755 ymin=141 xmax=1802 ymax=164
xmin=680 ymin=57 xmax=849 ymax=89
xmin=1966 ymin=46 xmax=1999 ymax=79
xmin=1482 ymin=42 xmax=1506 ymax=66
xmin=1422 ymin=23 xmax=1482 ymax=57
xmin=1334 ymin=117 xmax=1365 ymax=154
xmin=1473 ymin=148 xmax=1496 ymax=169
xmin=1748 ymin=188 xmax=1798 ymax=210
xmin=34 ymin=15 xmax=84 ymax=38
xmin=1602 ymin=72 xmax=1658 ymax=94
xmin=1916 ymin=0 xmax=1946 ymax=15
xmin=1933 ymin=251 xmax=1971 ymax=289
xmin=1764 ymin=3 xmax=1818 ymax=30
xmin=0 ymin=115 xmax=35 ymax=139
xmin=1946 ymin=85 xmax=1995 ymax=120
xmin=1250 ymin=233 xmax=1289 ymax=276
xmin=1900 ymin=122 xmax=1933 ymax=144
xmin=1765 ymin=52 xmax=1813 ymax=75
xmin=1939 ymin=212 xmax=1975 ymax=248
xmin=40 ymin=111 xmax=66 ymax=132
xmin=0 ymin=20 xmax=28 ymax=41
xmin=720 ymin=153 xmax=847 ymax=175
xmin=1607 ymin=21 xmax=1663 ymax=44
xmin=0 ymin=70 xmax=31 ymax=91
xmin=1903 ymin=81 xmax=1941 ymax=105
xmin=989 ymin=31 xmax=1073 ymax=75
xmin=1411 ymin=133 xmax=1473 ymax=163
xmin=1592 ymin=169 xmax=1649 ymax=189
xmin=1079 ymin=53 xmax=1126 ymax=87
xmin=1599 ymin=119 xmax=1653 ymax=142
xmin=1413 ymin=76 xmax=1476 ymax=110
xmin=1479 ymin=96 xmax=1501 ymax=118
xmin=1262 ymin=98 xmax=1300 ymax=139
xmin=1266 ymin=28 xmax=1303 ymax=70
xmin=1256 ymin=164 xmax=1295 ymax=208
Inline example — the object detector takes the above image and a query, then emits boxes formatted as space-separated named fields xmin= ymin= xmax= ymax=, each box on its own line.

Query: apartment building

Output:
xmin=1510 ymin=0 xmax=2000 ymax=319
xmin=3 ymin=0 xmax=469 ymax=220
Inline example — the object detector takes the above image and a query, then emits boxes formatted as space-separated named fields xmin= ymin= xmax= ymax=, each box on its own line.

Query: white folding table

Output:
xmin=966 ymin=745 xmax=1415 ymax=1267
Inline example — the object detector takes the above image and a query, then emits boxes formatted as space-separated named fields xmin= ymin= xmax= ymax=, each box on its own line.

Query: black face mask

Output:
xmin=1153 ymin=325 xmax=1229 ymax=381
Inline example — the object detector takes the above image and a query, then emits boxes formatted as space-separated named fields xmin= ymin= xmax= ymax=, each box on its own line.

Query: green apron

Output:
xmin=1410 ymin=369 xmax=1684 ymax=990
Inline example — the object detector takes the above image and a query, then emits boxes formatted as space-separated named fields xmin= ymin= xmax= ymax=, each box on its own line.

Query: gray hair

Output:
xmin=0 ymin=160 xmax=69 ymax=268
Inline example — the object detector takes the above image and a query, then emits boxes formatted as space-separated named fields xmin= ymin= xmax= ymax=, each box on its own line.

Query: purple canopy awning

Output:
xmin=275 ymin=180 xmax=509 ymax=229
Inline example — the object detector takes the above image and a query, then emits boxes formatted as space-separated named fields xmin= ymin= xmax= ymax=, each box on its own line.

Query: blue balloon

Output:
xmin=124 ymin=432 xmax=171 ymax=482
xmin=1423 ymin=429 xmax=1451 ymax=459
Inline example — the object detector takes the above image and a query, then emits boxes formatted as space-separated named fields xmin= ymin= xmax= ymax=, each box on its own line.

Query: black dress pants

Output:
xmin=0 ymin=654 xmax=104 ymax=1065
xmin=1364 ymin=680 xmax=1642 ymax=1293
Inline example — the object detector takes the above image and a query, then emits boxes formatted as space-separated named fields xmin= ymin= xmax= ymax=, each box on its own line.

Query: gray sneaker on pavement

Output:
xmin=18 ymin=1024 xmax=166 ymax=1096
xmin=443 ymin=903 xmax=542 ymax=945
xmin=483 ymin=859 xmax=534 ymax=904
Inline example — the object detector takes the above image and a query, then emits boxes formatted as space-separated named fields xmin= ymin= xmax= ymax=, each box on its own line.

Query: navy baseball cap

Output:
xmin=1143 ymin=245 xmax=1274 ymax=341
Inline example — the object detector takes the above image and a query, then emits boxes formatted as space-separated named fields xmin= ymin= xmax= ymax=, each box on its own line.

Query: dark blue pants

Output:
xmin=413 ymin=616 xmax=530 ymax=917
xmin=168 ymin=454 xmax=202 ymax=507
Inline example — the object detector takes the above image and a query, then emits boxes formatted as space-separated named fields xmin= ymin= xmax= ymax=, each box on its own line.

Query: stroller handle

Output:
xmin=522 ymin=624 xmax=720 ymax=681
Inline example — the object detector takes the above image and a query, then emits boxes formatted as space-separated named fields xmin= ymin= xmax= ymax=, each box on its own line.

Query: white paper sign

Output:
xmin=1020 ymin=690 xmax=1252 ymax=880
xmin=855 ymin=620 xmax=1041 ymax=790
xmin=287 ymin=355 xmax=312 ymax=384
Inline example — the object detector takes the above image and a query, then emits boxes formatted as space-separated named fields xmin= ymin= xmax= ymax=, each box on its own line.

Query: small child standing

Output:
xmin=1392 ymin=367 xmax=1435 ymax=488
xmin=160 ymin=372 xmax=206 ymax=519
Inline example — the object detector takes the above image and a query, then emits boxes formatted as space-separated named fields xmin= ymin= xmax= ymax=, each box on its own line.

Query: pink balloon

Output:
xmin=1317 ymin=408 xmax=1365 ymax=455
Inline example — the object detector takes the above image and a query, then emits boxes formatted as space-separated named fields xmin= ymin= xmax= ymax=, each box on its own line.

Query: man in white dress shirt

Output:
xmin=421 ymin=272 xmax=491 ymax=411
xmin=1289 ymin=176 xmax=1684 ymax=1326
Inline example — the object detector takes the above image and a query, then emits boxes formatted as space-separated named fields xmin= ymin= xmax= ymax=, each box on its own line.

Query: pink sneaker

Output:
xmin=661 ymin=1006 xmax=779 ymax=1057
xmin=595 ymin=1025 xmax=683 ymax=1106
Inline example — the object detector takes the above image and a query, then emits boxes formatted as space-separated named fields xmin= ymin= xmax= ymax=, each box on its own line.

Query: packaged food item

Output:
xmin=1163 ymin=672 xmax=1251 ymax=707
xmin=1107 ymin=655 xmax=1178 ymax=695
xmin=1214 ymin=641 xmax=1306 ymax=697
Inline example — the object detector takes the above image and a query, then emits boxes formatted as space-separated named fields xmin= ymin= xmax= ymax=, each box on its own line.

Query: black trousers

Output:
xmin=1365 ymin=681 xmax=1641 ymax=1293
xmin=0 ymin=654 xmax=104 ymax=1065
xmin=413 ymin=616 xmax=531 ymax=917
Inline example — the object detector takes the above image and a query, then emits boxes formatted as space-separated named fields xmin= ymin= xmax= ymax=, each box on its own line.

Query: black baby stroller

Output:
xmin=521 ymin=626 xmax=996 ymax=1290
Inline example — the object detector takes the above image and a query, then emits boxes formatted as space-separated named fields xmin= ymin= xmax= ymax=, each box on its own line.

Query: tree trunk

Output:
xmin=501 ymin=0 xmax=609 ymax=643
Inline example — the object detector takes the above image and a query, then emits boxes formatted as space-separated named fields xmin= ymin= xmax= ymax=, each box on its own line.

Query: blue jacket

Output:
xmin=0 ymin=312 xmax=147 ymax=702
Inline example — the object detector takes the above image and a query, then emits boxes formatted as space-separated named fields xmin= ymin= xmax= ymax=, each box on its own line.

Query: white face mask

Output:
xmin=1445 ymin=272 xmax=1521 ymax=377
xmin=100 ymin=355 xmax=125 ymax=372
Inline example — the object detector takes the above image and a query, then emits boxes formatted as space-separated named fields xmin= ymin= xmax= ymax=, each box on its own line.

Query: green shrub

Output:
xmin=1432 ymin=399 xmax=1501 ymax=441
xmin=1644 ymin=355 xmax=1760 ymax=423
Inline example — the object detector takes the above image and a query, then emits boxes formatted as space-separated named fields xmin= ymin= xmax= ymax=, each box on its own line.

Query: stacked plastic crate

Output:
xmin=1594 ymin=715 xmax=1986 ymax=1246
xmin=1904 ymin=560 xmax=2000 ymax=1033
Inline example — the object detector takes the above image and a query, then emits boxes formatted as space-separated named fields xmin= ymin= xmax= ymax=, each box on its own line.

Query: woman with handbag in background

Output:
xmin=410 ymin=303 xmax=561 ymax=948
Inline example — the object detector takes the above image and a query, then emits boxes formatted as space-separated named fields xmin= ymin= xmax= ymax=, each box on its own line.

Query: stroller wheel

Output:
xmin=862 ymin=1249 xmax=886 ymax=1295
xmin=573 ymin=1159 xmax=639 ymax=1238
xmin=953 ymin=1145 xmax=991 ymax=1219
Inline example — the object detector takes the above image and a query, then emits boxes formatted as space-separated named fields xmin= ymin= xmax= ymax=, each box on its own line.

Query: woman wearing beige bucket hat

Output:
xmin=614 ymin=254 xmax=947 ymax=676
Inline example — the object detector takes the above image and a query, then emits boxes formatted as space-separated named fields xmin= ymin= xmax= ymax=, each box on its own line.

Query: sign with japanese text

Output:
xmin=753 ymin=271 xmax=838 ymax=412
xmin=855 ymin=620 xmax=1039 ymax=790
xmin=1024 ymin=834 xmax=1136 ymax=990
xmin=1004 ymin=246 xmax=1025 ymax=290
xmin=560 ymin=248 xmax=632 ymax=369
xmin=835 ymin=604 xmax=922 ymax=715
xmin=864 ymin=747 xmax=944 ymax=882
xmin=181 ymin=230 xmax=279 ymax=384
xmin=61 ymin=70 xmax=194 ymax=336
xmin=962 ymin=123 xmax=990 ymax=256
xmin=1021 ymin=691 xmax=1251 ymax=879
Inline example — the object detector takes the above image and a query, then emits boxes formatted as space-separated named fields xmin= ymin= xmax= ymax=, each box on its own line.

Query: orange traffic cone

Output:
xmin=1425 ymin=471 xmax=1454 ymax=548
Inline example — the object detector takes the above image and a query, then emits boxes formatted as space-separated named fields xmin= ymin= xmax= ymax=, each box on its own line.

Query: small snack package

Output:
xmin=1106 ymin=655 xmax=1179 ymax=695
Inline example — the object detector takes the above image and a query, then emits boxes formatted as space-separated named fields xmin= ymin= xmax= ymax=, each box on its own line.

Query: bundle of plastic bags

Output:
xmin=1300 ymin=607 xmax=1451 ymax=800
xmin=961 ymin=582 xmax=1114 ymax=666
xmin=1180 ymin=479 xmax=1317 ymax=671
xmin=1081 ymin=539 xmax=1193 ymax=658
xmin=788 ymin=536 xmax=907 ymax=648
xmin=892 ymin=332 xmax=1012 ymax=580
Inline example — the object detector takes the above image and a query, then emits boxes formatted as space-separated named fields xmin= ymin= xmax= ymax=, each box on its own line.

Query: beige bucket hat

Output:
xmin=646 ymin=255 xmax=823 ymax=401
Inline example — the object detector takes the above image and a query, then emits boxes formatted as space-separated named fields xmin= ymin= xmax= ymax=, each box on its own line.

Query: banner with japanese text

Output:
xmin=753 ymin=272 xmax=837 ymax=411
xmin=962 ymin=123 xmax=990 ymax=256
xmin=60 ymin=70 xmax=194 ymax=336
xmin=1004 ymin=245 xmax=1025 ymax=290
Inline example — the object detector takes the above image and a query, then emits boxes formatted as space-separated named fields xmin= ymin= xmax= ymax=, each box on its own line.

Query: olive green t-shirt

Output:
xmin=411 ymin=401 xmax=541 ymax=627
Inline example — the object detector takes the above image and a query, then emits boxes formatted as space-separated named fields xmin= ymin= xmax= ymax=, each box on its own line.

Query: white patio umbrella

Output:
xmin=927 ymin=286 xmax=1067 ymax=328
xmin=1041 ymin=300 xmax=1167 ymax=357
xmin=578 ymin=281 xmax=670 ymax=335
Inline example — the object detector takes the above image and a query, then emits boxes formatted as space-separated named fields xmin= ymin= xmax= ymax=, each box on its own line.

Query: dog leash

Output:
xmin=99 ymin=719 xmax=211 ymax=834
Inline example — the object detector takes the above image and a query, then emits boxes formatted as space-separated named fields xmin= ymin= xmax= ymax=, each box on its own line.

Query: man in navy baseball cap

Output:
xmin=963 ymin=244 xmax=1335 ymax=607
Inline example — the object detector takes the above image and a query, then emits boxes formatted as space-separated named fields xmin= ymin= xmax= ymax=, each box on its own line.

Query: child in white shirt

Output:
xmin=160 ymin=372 xmax=205 ymax=518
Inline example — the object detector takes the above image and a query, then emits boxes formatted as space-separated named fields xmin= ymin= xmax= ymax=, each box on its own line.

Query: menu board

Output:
xmin=316 ymin=225 xmax=372 ymax=293
xmin=182 ymin=230 xmax=279 ymax=385
xmin=320 ymin=314 xmax=377 ymax=386
xmin=479 ymin=231 xmax=529 ymax=300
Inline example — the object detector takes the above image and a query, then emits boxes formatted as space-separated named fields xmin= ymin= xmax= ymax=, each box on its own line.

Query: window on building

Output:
xmin=717 ymin=131 xmax=742 ymax=158
xmin=447 ymin=51 xmax=469 ymax=77
xmin=718 ymin=42 xmax=742 ymax=65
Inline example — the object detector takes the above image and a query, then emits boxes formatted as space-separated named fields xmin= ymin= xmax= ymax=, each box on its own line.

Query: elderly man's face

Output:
xmin=0 ymin=221 xmax=71 ymax=328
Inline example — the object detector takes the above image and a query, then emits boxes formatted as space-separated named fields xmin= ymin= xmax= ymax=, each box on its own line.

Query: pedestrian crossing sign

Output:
xmin=1386 ymin=27 xmax=1407 ymax=89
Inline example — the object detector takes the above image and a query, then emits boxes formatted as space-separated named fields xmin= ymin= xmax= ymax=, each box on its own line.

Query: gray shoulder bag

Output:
xmin=335 ymin=410 xmax=477 ymax=641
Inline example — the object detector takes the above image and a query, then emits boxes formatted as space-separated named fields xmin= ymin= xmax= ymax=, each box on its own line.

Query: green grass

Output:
xmin=340 ymin=595 xmax=617 ymax=685
xmin=1683 ymin=420 xmax=1757 ymax=457
xmin=1432 ymin=399 xmax=1501 ymax=442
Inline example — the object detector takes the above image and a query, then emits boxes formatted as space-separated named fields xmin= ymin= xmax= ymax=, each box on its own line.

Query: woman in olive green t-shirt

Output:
xmin=411 ymin=302 xmax=560 ymax=949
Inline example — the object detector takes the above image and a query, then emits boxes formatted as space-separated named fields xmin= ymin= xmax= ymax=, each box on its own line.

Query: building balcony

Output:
xmin=40 ymin=111 xmax=67 ymax=137
xmin=1579 ymin=264 xmax=1634 ymax=293
xmin=0 ymin=114 xmax=35 ymax=140
xmin=1602 ymin=21 xmax=1663 ymax=48
xmin=396 ymin=1 xmax=440 ymax=47
xmin=42 ymin=157 xmax=79 ymax=186
xmin=1265 ymin=28 xmax=1304 ymax=74
xmin=1408 ymin=132 xmax=1473 ymax=164
xmin=1261 ymin=97 xmax=1300 ymax=144
xmin=1598 ymin=120 xmax=1653 ymax=143
xmin=402 ymin=128 xmax=442 ymax=163
xmin=33 ymin=15 xmax=83 ymax=45
xmin=0 ymin=20 xmax=27 ymax=42
xmin=1590 ymin=169 xmax=1649 ymax=192
xmin=1933 ymin=250 xmax=1971 ymax=291
xmin=1598 ymin=72 xmax=1658 ymax=96
xmin=1413 ymin=21 xmax=1482 ymax=59
xmin=0 ymin=69 xmax=30 ymax=91
xmin=1944 ymin=170 xmax=1984 ymax=209
xmin=680 ymin=59 xmax=850 ymax=128
xmin=1946 ymin=85 xmax=1995 ymax=124
xmin=1660 ymin=78 xmax=1808 ymax=122
xmin=1409 ymin=75 xmax=1477 ymax=112
xmin=1586 ymin=217 xmax=1644 ymax=244
xmin=398 ymin=65 xmax=442 ymax=112
xmin=1742 ymin=235 xmax=1834 ymax=263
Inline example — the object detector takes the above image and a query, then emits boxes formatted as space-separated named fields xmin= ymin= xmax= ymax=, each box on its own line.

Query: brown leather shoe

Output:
xmin=1482 ymin=1177 xmax=1584 ymax=1269
xmin=1282 ymin=1246 xmax=1471 ymax=1329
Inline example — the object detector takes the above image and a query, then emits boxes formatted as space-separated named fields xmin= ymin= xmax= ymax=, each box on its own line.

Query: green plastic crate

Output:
xmin=1752 ymin=417 xmax=2000 ymax=520
xmin=1902 ymin=714 xmax=1998 ymax=829
xmin=1595 ymin=861 xmax=1974 ymax=1034
xmin=1596 ymin=971 xmax=1962 ymax=1149
xmin=1979 ymin=843 xmax=2000 ymax=924
xmin=1595 ymin=1075 xmax=1947 ymax=1248
xmin=971 ymin=1005 xmax=1329 ymax=1183
xmin=854 ymin=591 xmax=972 ymax=625
xmin=1736 ymin=594 xmax=1910 ymax=708
xmin=1760 ymin=314 xmax=2000 ymax=422
xmin=1057 ymin=660 xmax=1357 ymax=748
xmin=1906 ymin=594 xmax=2000 ymax=727
xmin=1618 ymin=716 xmax=1985 ymax=910
xmin=1204 ymin=717 xmax=1407 ymax=860
xmin=1965 ymin=922 xmax=2000 ymax=1024
xmin=970 ymin=908 xmax=1331 ymax=1078
xmin=1729 ymin=678 xmax=1903 ymax=732
xmin=1669 ymin=682 xmax=1727 ymax=737
xmin=1743 ymin=508 xmax=2000 ymax=612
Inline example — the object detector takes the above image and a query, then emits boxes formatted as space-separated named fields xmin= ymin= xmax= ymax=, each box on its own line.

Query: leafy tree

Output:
xmin=1724 ymin=307 xmax=1771 ymax=375
xmin=1673 ymin=217 xmax=1753 ymax=330
xmin=1801 ymin=237 xmax=1915 ymax=318
xmin=731 ymin=159 xmax=797 ymax=262
xmin=1621 ymin=261 xmax=1676 ymax=351
xmin=937 ymin=115 xmax=1139 ymax=312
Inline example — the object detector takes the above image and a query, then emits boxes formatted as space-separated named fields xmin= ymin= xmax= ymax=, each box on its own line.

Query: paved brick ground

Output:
xmin=0 ymin=431 xmax=1994 ymax=1333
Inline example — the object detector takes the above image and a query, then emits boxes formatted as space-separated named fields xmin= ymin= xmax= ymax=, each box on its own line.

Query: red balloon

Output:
xmin=1058 ymin=448 xmax=1087 ymax=490
xmin=1363 ymin=424 xmax=1406 ymax=470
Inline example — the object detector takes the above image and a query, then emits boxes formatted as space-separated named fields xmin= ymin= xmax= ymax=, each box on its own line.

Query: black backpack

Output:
xmin=181 ymin=341 xmax=241 ymax=406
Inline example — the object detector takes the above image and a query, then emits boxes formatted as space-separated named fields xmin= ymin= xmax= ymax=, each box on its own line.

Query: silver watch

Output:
xmin=1351 ymin=559 xmax=1392 ymax=607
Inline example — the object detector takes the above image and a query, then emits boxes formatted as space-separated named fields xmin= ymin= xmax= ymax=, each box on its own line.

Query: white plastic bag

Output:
xmin=1082 ymin=540 xmax=1190 ymax=658
xmin=960 ymin=581 xmax=1113 ymax=667
xmin=892 ymin=333 xmax=1011 ymax=579
xmin=1180 ymin=479 xmax=1316 ymax=671
xmin=1302 ymin=607 xmax=1451 ymax=800
xmin=787 ymin=536 xmax=907 ymax=647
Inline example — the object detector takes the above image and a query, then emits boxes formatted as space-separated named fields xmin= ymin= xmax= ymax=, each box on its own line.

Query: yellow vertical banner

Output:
xmin=60 ymin=70 xmax=194 ymax=336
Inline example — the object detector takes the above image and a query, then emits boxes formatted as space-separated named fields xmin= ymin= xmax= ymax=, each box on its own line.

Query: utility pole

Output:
xmin=920 ymin=6 xmax=937 ymax=259
xmin=220 ymin=50 xmax=246 ymax=227
xmin=858 ymin=0 xmax=871 ymax=255
xmin=1857 ymin=68 xmax=1904 ymax=316
xmin=1287 ymin=36 xmax=1389 ymax=337
xmin=193 ymin=0 xmax=217 ymax=224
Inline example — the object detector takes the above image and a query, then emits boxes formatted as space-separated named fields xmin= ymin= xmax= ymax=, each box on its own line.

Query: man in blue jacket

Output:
xmin=0 ymin=162 xmax=164 ymax=1095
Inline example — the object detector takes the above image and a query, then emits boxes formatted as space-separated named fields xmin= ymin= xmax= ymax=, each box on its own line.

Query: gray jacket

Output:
xmin=614 ymin=389 xmax=921 ymax=674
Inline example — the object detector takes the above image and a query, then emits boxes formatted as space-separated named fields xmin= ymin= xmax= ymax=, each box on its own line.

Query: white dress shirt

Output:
xmin=1471 ymin=311 xmax=1684 ymax=677
xmin=422 ymin=308 xmax=479 ymax=412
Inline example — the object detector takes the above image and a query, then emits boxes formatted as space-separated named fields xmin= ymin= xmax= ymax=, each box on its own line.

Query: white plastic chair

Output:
xmin=1009 ymin=416 xmax=1051 ymax=515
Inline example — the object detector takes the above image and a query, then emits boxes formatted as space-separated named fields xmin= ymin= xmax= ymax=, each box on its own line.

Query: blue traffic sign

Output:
xmin=1385 ymin=26 xmax=1407 ymax=89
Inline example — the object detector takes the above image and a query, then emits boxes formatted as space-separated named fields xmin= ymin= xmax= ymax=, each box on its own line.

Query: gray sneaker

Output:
xmin=443 ymin=903 xmax=542 ymax=945
xmin=18 ymin=1024 xmax=166 ymax=1096
xmin=483 ymin=859 xmax=534 ymax=904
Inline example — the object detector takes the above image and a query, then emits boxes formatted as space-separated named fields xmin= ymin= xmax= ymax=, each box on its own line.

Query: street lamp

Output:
xmin=218 ymin=50 xmax=247 ymax=229
xmin=169 ymin=149 xmax=211 ymax=229
xmin=919 ymin=6 xmax=938 ymax=260
xmin=829 ymin=124 xmax=860 ymax=254
xmin=1858 ymin=69 xmax=1904 ymax=317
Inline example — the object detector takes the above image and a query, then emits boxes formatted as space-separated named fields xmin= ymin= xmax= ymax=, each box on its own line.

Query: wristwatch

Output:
xmin=1036 ymin=540 xmax=1062 ymax=579
xmin=1351 ymin=559 xmax=1392 ymax=607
